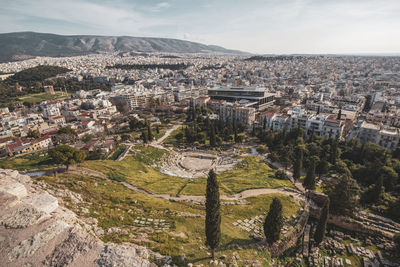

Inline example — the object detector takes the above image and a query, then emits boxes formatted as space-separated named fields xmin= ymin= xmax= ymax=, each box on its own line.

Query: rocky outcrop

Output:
xmin=0 ymin=168 xmax=167 ymax=267
xmin=96 ymin=244 xmax=152 ymax=267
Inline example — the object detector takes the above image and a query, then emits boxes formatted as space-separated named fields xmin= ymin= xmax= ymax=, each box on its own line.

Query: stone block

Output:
xmin=0 ymin=182 xmax=27 ymax=199
xmin=22 ymin=192 xmax=58 ymax=214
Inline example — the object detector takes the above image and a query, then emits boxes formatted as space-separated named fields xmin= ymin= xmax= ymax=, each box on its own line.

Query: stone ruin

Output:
xmin=0 ymin=168 xmax=171 ymax=267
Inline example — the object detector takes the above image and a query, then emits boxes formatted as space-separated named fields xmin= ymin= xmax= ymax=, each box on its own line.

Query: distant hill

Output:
xmin=0 ymin=32 xmax=247 ymax=62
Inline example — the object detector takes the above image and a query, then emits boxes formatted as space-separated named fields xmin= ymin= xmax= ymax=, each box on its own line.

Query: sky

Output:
xmin=0 ymin=0 xmax=399 ymax=54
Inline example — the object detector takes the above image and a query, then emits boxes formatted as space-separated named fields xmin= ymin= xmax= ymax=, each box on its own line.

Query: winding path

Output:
xmin=120 ymin=181 xmax=305 ymax=204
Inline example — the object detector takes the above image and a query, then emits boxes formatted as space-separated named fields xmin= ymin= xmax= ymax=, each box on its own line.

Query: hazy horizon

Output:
xmin=1 ymin=0 xmax=400 ymax=55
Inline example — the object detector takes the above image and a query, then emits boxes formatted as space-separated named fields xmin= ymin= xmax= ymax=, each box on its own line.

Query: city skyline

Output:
xmin=1 ymin=0 xmax=400 ymax=54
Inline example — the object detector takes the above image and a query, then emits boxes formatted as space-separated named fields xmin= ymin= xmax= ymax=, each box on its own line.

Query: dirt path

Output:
xmin=152 ymin=124 xmax=181 ymax=146
xmin=116 ymin=145 xmax=132 ymax=161
xmin=120 ymin=181 xmax=305 ymax=203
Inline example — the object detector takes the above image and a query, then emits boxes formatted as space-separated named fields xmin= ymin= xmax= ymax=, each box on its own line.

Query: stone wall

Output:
xmin=309 ymin=207 xmax=395 ymax=239
xmin=268 ymin=202 xmax=310 ymax=257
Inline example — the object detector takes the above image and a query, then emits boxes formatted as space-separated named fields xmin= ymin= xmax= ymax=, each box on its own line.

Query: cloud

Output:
xmin=156 ymin=2 xmax=170 ymax=8
xmin=0 ymin=0 xmax=400 ymax=53
xmin=0 ymin=0 xmax=168 ymax=36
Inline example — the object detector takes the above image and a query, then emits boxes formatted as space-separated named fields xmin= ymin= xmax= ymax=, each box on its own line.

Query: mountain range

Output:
xmin=0 ymin=32 xmax=246 ymax=63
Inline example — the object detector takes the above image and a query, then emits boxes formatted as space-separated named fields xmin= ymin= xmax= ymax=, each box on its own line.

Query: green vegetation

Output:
xmin=164 ymin=125 xmax=184 ymax=144
xmin=303 ymin=156 xmax=317 ymax=190
xmin=314 ymin=198 xmax=329 ymax=245
xmin=48 ymin=145 xmax=86 ymax=170
xmin=205 ymin=169 xmax=221 ymax=259
xmin=109 ymin=145 xmax=127 ymax=161
xmin=214 ymin=156 xmax=294 ymax=194
xmin=17 ymin=92 xmax=69 ymax=103
xmin=6 ymin=65 xmax=70 ymax=86
xmin=33 ymin=170 xmax=300 ymax=265
xmin=256 ymin=126 xmax=400 ymax=221
xmin=0 ymin=152 xmax=53 ymax=171
xmin=263 ymin=197 xmax=283 ymax=244
xmin=83 ymin=146 xmax=293 ymax=197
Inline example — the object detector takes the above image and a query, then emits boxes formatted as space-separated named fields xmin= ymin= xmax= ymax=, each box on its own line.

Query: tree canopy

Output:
xmin=48 ymin=145 xmax=86 ymax=170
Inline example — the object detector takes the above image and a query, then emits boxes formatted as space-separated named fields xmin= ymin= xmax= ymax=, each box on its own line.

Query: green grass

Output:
xmin=0 ymin=152 xmax=54 ymax=171
xmin=17 ymin=92 xmax=70 ymax=103
xmin=33 ymin=171 xmax=300 ymax=265
xmin=164 ymin=125 xmax=183 ymax=144
xmin=109 ymin=145 xmax=127 ymax=160
xmin=154 ymin=125 xmax=168 ymax=140
xmin=83 ymin=148 xmax=294 ymax=197
xmin=81 ymin=146 xmax=188 ymax=195
xmin=216 ymin=156 xmax=294 ymax=195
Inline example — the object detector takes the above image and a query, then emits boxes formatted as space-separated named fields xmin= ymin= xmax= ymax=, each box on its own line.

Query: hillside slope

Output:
xmin=0 ymin=32 xmax=246 ymax=62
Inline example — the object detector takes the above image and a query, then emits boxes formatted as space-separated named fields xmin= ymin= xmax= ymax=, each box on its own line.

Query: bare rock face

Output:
xmin=8 ymin=220 xmax=70 ymax=261
xmin=44 ymin=227 xmax=97 ymax=267
xmin=95 ymin=244 xmax=151 ymax=267
xmin=0 ymin=205 xmax=45 ymax=229
xmin=0 ymin=168 xmax=168 ymax=267
xmin=0 ymin=182 xmax=27 ymax=199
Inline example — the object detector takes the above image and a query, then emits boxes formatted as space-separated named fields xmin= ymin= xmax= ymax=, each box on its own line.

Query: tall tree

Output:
xmin=324 ymin=175 xmax=360 ymax=216
xmin=147 ymin=123 xmax=153 ymax=141
xmin=48 ymin=145 xmax=86 ymax=170
xmin=316 ymin=158 xmax=329 ymax=179
xmin=264 ymin=197 xmax=283 ymax=244
xmin=234 ymin=127 xmax=239 ymax=144
xmin=27 ymin=128 xmax=39 ymax=139
xmin=141 ymin=131 xmax=148 ymax=144
xmin=293 ymin=145 xmax=303 ymax=180
xmin=314 ymin=198 xmax=330 ymax=245
xmin=304 ymin=156 xmax=317 ymax=190
xmin=329 ymin=140 xmax=339 ymax=165
xmin=205 ymin=169 xmax=221 ymax=259
xmin=337 ymin=109 xmax=342 ymax=120
xmin=361 ymin=175 xmax=384 ymax=204
xmin=209 ymin=124 xmax=216 ymax=147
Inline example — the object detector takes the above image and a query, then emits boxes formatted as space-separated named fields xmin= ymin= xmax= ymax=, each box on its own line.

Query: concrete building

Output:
xmin=208 ymin=86 xmax=275 ymax=110
xmin=219 ymin=103 xmax=256 ymax=125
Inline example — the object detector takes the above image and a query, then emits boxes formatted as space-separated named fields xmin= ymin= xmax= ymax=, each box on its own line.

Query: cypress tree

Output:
xmin=293 ymin=145 xmax=303 ymax=180
xmin=329 ymin=140 xmax=339 ymax=165
xmin=337 ymin=109 xmax=342 ymax=120
xmin=314 ymin=198 xmax=330 ymax=245
xmin=205 ymin=169 xmax=221 ymax=259
xmin=147 ymin=124 xmax=153 ymax=141
xmin=316 ymin=158 xmax=329 ymax=179
xmin=304 ymin=157 xmax=316 ymax=190
xmin=141 ymin=131 xmax=148 ymax=144
xmin=210 ymin=124 xmax=216 ymax=147
xmin=264 ymin=197 xmax=283 ymax=244
xmin=234 ymin=127 xmax=239 ymax=143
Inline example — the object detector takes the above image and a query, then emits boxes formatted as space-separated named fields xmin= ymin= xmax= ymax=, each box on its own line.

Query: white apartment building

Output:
xmin=219 ymin=103 xmax=256 ymax=125
xmin=259 ymin=111 xmax=344 ymax=139
xmin=347 ymin=121 xmax=400 ymax=150
xmin=42 ymin=105 xmax=61 ymax=119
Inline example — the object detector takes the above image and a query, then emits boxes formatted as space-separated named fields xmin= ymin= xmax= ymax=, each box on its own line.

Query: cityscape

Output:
xmin=0 ymin=1 xmax=400 ymax=267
